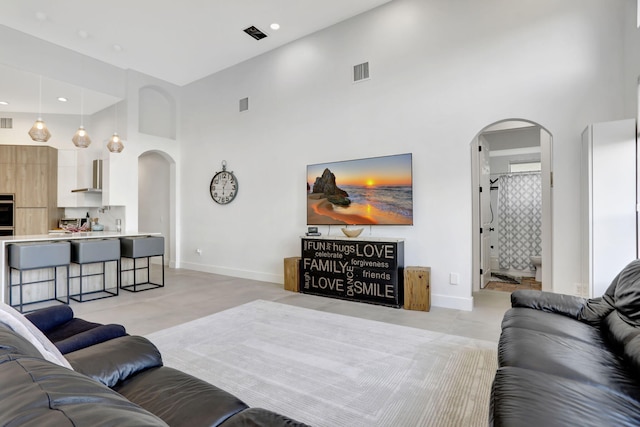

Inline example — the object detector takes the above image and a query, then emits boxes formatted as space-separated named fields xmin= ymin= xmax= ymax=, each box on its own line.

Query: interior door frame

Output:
xmin=471 ymin=119 xmax=553 ymax=292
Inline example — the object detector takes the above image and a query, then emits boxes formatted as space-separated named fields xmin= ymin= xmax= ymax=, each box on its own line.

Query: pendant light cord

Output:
xmin=80 ymin=90 xmax=84 ymax=127
xmin=38 ymin=76 xmax=42 ymax=118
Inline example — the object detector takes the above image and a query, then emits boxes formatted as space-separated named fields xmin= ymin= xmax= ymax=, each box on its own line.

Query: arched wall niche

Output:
xmin=138 ymin=85 xmax=176 ymax=139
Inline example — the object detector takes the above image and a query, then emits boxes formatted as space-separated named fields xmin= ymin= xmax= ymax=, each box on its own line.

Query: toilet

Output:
xmin=530 ymin=256 xmax=542 ymax=282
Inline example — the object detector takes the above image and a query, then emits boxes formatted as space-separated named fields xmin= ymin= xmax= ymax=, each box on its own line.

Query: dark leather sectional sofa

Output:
xmin=490 ymin=260 xmax=640 ymax=426
xmin=0 ymin=305 xmax=309 ymax=427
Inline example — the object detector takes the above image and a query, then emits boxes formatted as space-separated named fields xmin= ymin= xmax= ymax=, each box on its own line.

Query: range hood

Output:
xmin=72 ymin=159 xmax=103 ymax=193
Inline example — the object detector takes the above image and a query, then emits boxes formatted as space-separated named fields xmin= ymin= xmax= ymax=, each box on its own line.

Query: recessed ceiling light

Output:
xmin=112 ymin=44 xmax=123 ymax=52
xmin=77 ymin=29 xmax=89 ymax=39
xmin=0 ymin=101 xmax=8 ymax=106
xmin=270 ymin=23 xmax=280 ymax=30
xmin=57 ymin=97 xmax=68 ymax=102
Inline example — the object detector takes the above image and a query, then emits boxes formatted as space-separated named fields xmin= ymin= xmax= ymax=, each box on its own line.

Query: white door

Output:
xmin=479 ymin=137 xmax=492 ymax=288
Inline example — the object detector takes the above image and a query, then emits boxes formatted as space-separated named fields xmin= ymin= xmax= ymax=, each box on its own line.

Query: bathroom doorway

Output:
xmin=471 ymin=120 xmax=553 ymax=293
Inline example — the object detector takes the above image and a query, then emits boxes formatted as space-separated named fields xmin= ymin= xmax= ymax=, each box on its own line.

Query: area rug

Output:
xmin=146 ymin=300 xmax=497 ymax=427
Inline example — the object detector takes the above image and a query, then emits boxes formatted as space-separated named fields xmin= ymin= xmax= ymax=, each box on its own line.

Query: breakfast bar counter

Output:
xmin=0 ymin=231 xmax=160 ymax=304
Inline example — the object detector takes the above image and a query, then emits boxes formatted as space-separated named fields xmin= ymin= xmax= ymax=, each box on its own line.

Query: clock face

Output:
xmin=210 ymin=171 xmax=238 ymax=204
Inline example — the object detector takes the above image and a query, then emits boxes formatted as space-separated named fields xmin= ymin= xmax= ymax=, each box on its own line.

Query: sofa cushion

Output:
xmin=25 ymin=304 xmax=74 ymax=333
xmin=490 ymin=367 xmax=640 ymax=427
xmin=0 ymin=356 xmax=168 ymax=426
xmin=66 ymin=335 xmax=163 ymax=387
xmin=114 ymin=366 xmax=249 ymax=427
xmin=510 ymin=289 xmax=586 ymax=317
xmin=54 ymin=324 xmax=127 ymax=354
xmin=498 ymin=326 xmax=640 ymax=399
xmin=501 ymin=307 xmax=607 ymax=346
xmin=43 ymin=317 xmax=105 ymax=342
xmin=612 ymin=259 xmax=640 ymax=325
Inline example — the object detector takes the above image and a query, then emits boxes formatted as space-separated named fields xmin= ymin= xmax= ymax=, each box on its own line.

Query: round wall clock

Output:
xmin=210 ymin=160 xmax=238 ymax=204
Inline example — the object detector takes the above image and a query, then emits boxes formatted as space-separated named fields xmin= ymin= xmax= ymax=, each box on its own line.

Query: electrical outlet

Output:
xmin=450 ymin=273 xmax=459 ymax=285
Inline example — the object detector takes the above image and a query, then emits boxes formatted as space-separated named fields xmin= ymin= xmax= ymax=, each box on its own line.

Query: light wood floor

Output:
xmin=69 ymin=267 xmax=513 ymax=343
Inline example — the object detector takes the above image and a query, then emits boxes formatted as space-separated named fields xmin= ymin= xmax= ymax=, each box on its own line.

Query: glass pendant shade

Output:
xmin=28 ymin=118 xmax=51 ymax=142
xmin=107 ymin=132 xmax=124 ymax=153
xmin=29 ymin=76 xmax=51 ymax=142
xmin=72 ymin=126 xmax=91 ymax=148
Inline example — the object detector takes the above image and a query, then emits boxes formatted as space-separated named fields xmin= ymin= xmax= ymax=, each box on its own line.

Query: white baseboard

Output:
xmin=179 ymin=261 xmax=283 ymax=285
xmin=176 ymin=262 xmax=474 ymax=311
xmin=431 ymin=294 xmax=474 ymax=311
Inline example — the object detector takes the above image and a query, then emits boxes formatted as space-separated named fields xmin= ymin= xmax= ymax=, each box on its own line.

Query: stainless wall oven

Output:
xmin=0 ymin=194 xmax=15 ymax=236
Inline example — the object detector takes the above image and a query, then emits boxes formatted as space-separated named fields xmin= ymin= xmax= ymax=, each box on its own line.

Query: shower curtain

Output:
xmin=497 ymin=172 xmax=542 ymax=271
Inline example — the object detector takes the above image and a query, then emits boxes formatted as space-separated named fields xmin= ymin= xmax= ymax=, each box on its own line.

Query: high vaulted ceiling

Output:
xmin=0 ymin=0 xmax=393 ymax=87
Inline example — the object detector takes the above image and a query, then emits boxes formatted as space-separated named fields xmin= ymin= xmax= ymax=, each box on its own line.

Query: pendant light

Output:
xmin=28 ymin=76 xmax=51 ymax=142
xmin=72 ymin=90 xmax=91 ymax=148
xmin=107 ymin=102 xmax=124 ymax=153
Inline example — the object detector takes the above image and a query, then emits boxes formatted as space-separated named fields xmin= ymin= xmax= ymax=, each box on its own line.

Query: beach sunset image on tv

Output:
xmin=306 ymin=153 xmax=413 ymax=225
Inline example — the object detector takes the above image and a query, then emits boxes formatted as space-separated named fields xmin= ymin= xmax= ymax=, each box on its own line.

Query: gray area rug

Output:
xmin=146 ymin=300 xmax=497 ymax=427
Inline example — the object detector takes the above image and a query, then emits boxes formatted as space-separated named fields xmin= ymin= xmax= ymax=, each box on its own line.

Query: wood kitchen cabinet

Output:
xmin=0 ymin=145 xmax=62 ymax=234
xmin=14 ymin=208 xmax=48 ymax=235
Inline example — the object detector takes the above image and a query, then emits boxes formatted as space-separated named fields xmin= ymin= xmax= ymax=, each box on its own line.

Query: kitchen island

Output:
xmin=0 ymin=231 xmax=161 ymax=305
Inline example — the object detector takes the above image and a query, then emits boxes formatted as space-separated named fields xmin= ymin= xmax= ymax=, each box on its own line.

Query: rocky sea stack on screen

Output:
xmin=312 ymin=169 xmax=351 ymax=206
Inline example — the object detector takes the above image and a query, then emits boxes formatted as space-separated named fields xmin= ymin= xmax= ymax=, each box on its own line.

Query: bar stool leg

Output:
xmin=19 ymin=270 xmax=23 ymax=313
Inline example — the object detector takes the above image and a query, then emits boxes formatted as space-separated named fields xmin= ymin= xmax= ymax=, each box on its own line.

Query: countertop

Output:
xmin=0 ymin=231 xmax=160 ymax=244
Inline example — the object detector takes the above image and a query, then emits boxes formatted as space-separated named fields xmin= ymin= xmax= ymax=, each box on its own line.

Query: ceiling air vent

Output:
xmin=243 ymin=26 xmax=268 ymax=41
xmin=239 ymin=97 xmax=249 ymax=112
xmin=0 ymin=118 xmax=12 ymax=129
xmin=353 ymin=62 xmax=370 ymax=83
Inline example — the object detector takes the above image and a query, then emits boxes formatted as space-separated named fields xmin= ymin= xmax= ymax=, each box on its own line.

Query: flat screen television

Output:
xmin=306 ymin=153 xmax=413 ymax=225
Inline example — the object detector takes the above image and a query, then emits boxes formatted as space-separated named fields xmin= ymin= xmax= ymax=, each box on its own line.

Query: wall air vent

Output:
xmin=243 ymin=26 xmax=268 ymax=41
xmin=353 ymin=62 xmax=370 ymax=83
xmin=239 ymin=97 xmax=249 ymax=112
xmin=0 ymin=118 xmax=12 ymax=129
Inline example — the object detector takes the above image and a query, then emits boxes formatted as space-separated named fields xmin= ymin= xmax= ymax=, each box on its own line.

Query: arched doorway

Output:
xmin=471 ymin=119 xmax=553 ymax=293
xmin=138 ymin=151 xmax=175 ymax=265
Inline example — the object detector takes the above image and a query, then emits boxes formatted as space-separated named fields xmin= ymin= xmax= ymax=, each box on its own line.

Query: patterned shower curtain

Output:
xmin=497 ymin=172 xmax=542 ymax=271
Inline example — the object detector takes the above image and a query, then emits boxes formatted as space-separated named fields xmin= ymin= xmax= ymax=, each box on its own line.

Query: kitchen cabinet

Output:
xmin=15 ymin=164 xmax=47 ymax=207
xmin=0 ymin=145 xmax=62 ymax=234
xmin=14 ymin=208 xmax=48 ymax=235
xmin=57 ymin=149 xmax=103 ymax=208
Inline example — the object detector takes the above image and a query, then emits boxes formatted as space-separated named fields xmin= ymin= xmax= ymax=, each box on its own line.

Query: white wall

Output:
xmin=1 ymin=0 xmax=637 ymax=310
xmin=179 ymin=0 xmax=632 ymax=309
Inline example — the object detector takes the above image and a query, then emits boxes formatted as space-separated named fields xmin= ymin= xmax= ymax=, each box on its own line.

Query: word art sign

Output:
xmin=300 ymin=237 xmax=404 ymax=308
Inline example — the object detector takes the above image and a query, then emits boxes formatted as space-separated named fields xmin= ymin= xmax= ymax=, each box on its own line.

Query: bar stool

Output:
xmin=8 ymin=241 xmax=70 ymax=313
xmin=119 ymin=236 xmax=165 ymax=292
xmin=69 ymin=239 xmax=120 ymax=302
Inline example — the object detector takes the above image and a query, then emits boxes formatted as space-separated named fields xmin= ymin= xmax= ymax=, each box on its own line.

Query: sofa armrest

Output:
xmin=25 ymin=305 xmax=74 ymax=333
xmin=54 ymin=324 xmax=126 ymax=354
xmin=66 ymin=335 xmax=163 ymax=387
xmin=511 ymin=289 xmax=586 ymax=319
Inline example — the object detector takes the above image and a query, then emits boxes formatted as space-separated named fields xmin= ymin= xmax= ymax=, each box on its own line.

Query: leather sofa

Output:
xmin=490 ymin=259 xmax=640 ymax=426
xmin=0 ymin=306 xmax=309 ymax=427
xmin=25 ymin=304 xmax=126 ymax=354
